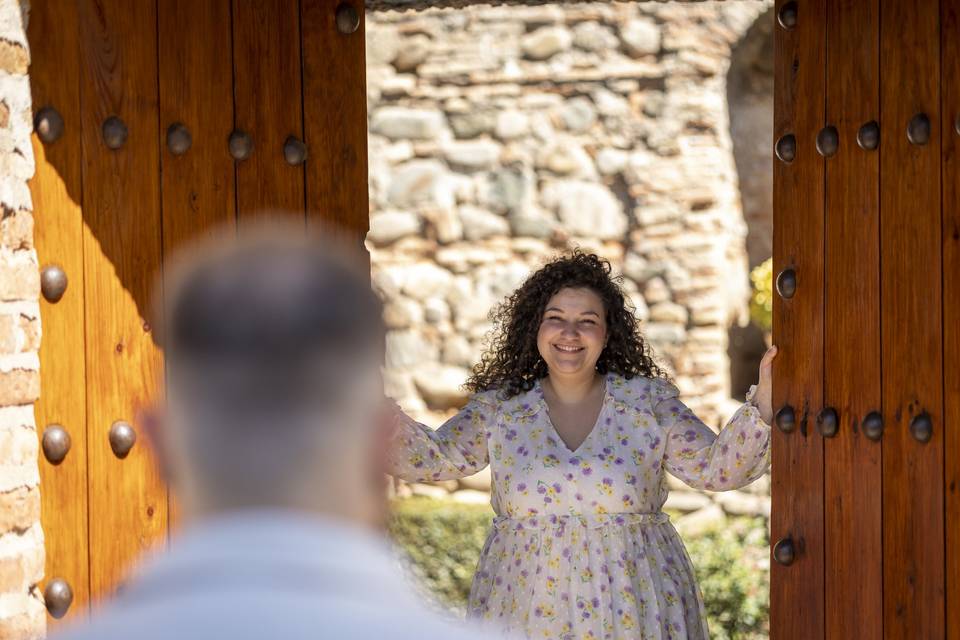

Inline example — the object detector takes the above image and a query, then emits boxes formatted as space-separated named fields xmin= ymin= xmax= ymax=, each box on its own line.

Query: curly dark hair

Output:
xmin=465 ymin=251 xmax=671 ymax=397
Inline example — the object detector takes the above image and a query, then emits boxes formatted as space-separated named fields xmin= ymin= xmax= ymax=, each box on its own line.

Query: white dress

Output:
xmin=388 ymin=373 xmax=771 ymax=640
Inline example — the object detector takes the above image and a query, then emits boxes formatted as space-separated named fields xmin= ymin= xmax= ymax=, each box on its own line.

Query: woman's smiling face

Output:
xmin=536 ymin=287 xmax=608 ymax=378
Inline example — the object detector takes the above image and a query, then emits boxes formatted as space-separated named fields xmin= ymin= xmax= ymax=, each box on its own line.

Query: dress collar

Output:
xmin=506 ymin=372 xmax=615 ymax=418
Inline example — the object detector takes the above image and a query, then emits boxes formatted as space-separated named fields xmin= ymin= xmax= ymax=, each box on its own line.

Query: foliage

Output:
xmin=389 ymin=497 xmax=770 ymax=638
xmin=685 ymin=516 xmax=770 ymax=639
xmin=750 ymin=257 xmax=773 ymax=333
xmin=388 ymin=497 xmax=494 ymax=613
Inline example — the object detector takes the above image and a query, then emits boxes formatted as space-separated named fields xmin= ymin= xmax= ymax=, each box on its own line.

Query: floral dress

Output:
xmin=387 ymin=373 xmax=771 ymax=640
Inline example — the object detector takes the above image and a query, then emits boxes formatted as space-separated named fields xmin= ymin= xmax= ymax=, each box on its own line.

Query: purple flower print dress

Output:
xmin=387 ymin=373 xmax=771 ymax=640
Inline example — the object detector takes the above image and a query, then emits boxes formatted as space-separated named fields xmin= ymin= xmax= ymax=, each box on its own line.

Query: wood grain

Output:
xmin=232 ymin=0 xmax=306 ymax=222
xmin=771 ymin=0 xmax=826 ymax=638
xmin=880 ymin=0 xmax=944 ymax=637
xmin=158 ymin=0 xmax=237 ymax=250
xmin=823 ymin=0 xmax=882 ymax=638
xmin=941 ymin=0 xmax=960 ymax=638
xmin=27 ymin=0 xmax=90 ymax=626
xmin=301 ymin=0 xmax=370 ymax=252
xmin=77 ymin=0 xmax=168 ymax=602
xmin=157 ymin=0 xmax=237 ymax=534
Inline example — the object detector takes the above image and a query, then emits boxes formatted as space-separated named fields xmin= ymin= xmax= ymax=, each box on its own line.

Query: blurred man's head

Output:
xmin=152 ymin=220 xmax=387 ymax=527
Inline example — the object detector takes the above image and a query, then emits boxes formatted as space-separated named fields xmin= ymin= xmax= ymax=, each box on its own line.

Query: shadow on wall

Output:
xmin=726 ymin=6 xmax=774 ymax=401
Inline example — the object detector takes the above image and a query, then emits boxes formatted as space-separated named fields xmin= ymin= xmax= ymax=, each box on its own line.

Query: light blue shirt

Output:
xmin=53 ymin=510 xmax=494 ymax=640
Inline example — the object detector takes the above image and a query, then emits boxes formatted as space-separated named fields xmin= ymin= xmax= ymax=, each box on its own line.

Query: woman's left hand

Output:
xmin=754 ymin=345 xmax=778 ymax=426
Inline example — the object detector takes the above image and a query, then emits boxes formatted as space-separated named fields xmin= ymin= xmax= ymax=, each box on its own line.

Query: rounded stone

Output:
xmin=620 ymin=18 xmax=661 ymax=58
xmin=372 ymin=107 xmax=445 ymax=140
xmin=368 ymin=210 xmax=421 ymax=245
xmin=560 ymin=97 xmax=597 ymax=133
xmin=521 ymin=26 xmax=573 ymax=60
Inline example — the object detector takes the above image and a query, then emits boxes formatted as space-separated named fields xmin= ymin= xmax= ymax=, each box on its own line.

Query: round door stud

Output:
xmin=857 ymin=120 xmax=880 ymax=150
xmin=42 ymin=425 xmax=71 ymax=465
xmin=910 ymin=412 xmax=933 ymax=444
xmin=108 ymin=421 xmax=137 ymax=459
xmin=907 ymin=113 xmax=931 ymax=145
xmin=335 ymin=2 xmax=360 ymax=34
xmin=34 ymin=106 xmax=64 ymax=145
xmin=861 ymin=411 xmax=884 ymax=441
xmin=44 ymin=578 xmax=73 ymax=619
xmin=954 ymin=114 xmax=960 ymax=136
xmin=283 ymin=136 xmax=308 ymax=166
xmin=775 ymin=134 xmax=796 ymax=163
xmin=166 ymin=122 xmax=192 ymax=156
xmin=228 ymin=129 xmax=253 ymax=161
xmin=817 ymin=407 xmax=839 ymax=438
xmin=102 ymin=116 xmax=128 ymax=150
xmin=773 ymin=537 xmax=796 ymax=566
xmin=40 ymin=264 xmax=68 ymax=303
xmin=816 ymin=125 xmax=839 ymax=157
xmin=776 ymin=267 xmax=797 ymax=299
xmin=775 ymin=405 xmax=797 ymax=434
xmin=777 ymin=1 xmax=798 ymax=29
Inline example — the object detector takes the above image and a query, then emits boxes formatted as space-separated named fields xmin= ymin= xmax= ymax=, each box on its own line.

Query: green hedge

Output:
xmin=389 ymin=497 xmax=769 ymax=639
xmin=388 ymin=497 xmax=493 ymax=613
xmin=684 ymin=516 xmax=769 ymax=640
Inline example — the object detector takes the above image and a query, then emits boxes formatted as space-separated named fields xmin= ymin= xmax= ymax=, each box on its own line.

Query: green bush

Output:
xmin=388 ymin=497 xmax=769 ymax=638
xmin=685 ymin=517 xmax=770 ymax=640
xmin=388 ymin=497 xmax=494 ymax=613
xmin=750 ymin=257 xmax=773 ymax=333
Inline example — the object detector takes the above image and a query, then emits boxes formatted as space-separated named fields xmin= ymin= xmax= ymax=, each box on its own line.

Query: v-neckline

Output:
xmin=537 ymin=374 xmax=610 ymax=454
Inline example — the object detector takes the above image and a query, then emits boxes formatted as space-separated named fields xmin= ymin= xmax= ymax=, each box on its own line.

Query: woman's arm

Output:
xmin=658 ymin=345 xmax=777 ymax=491
xmin=656 ymin=381 xmax=771 ymax=491
xmin=385 ymin=394 xmax=495 ymax=482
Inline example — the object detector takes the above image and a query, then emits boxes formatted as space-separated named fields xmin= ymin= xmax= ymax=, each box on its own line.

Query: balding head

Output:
xmin=154 ymin=221 xmax=387 ymax=524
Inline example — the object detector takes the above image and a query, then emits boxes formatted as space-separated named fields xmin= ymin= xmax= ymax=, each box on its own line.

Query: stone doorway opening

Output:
xmin=366 ymin=2 xmax=774 ymax=637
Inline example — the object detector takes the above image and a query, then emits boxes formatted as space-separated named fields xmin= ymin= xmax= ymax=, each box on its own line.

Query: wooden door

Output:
xmin=772 ymin=0 xmax=957 ymax=638
xmin=28 ymin=0 xmax=368 ymax=627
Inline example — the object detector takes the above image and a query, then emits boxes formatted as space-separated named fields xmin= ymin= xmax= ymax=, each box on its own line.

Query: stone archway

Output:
xmin=726 ymin=6 xmax=774 ymax=400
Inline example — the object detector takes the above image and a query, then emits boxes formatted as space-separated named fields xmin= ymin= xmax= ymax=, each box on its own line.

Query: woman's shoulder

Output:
xmin=467 ymin=383 xmax=539 ymax=417
xmin=469 ymin=388 xmax=503 ymax=408
xmin=606 ymin=373 xmax=680 ymax=408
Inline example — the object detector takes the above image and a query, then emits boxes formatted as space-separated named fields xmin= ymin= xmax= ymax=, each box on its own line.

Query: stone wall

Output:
xmin=367 ymin=0 xmax=774 ymax=522
xmin=0 ymin=1 xmax=45 ymax=638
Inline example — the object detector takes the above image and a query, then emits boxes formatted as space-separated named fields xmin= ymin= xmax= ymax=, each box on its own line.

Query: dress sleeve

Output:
xmin=654 ymin=380 xmax=771 ymax=491
xmin=385 ymin=393 xmax=496 ymax=482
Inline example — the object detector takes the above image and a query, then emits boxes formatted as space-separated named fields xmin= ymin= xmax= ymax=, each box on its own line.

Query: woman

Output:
xmin=387 ymin=252 xmax=776 ymax=640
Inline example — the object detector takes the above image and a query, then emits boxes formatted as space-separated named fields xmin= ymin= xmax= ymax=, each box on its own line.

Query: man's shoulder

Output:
xmin=52 ymin=596 xmax=498 ymax=640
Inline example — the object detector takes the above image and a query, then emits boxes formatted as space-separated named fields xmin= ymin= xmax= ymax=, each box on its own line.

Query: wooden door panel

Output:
xmin=879 ymin=0 xmax=944 ymax=637
xmin=157 ymin=0 xmax=238 ymax=532
xmin=771 ymin=1 xmax=826 ymax=638
xmin=302 ymin=0 xmax=369 ymax=249
xmin=28 ymin=0 xmax=90 ymax=626
xmin=823 ymin=0 xmax=882 ymax=638
xmin=232 ymin=0 xmax=306 ymax=221
xmin=941 ymin=1 xmax=960 ymax=638
xmin=158 ymin=0 xmax=237 ymax=252
xmin=77 ymin=0 xmax=168 ymax=601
